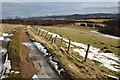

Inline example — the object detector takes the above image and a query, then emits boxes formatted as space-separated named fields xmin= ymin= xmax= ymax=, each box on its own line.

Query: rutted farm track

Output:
xmin=5 ymin=27 xmax=37 ymax=78
xmin=3 ymin=27 xmax=61 ymax=79
xmin=0 ymin=24 xmax=119 ymax=80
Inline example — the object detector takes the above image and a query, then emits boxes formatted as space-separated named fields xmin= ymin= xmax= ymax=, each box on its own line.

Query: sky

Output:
xmin=1 ymin=0 xmax=119 ymax=19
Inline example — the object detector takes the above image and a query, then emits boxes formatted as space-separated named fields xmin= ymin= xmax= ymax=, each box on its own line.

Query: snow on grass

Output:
xmin=3 ymin=54 xmax=11 ymax=73
xmin=40 ymin=28 xmax=120 ymax=72
xmin=0 ymin=37 xmax=4 ymax=41
xmin=23 ymin=42 xmax=35 ymax=50
xmin=2 ymin=33 xmax=9 ymax=37
xmin=4 ymin=38 xmax=12 ymax=42
xmin=73 ymin=48 xmax=120 ymax=72
xmin=1 ymin=54 xmax=11 ymax=79
xmin=91 ymin=31 xmax=120 ymax=40
xmin=33 ymin=42 xmax=44 ymax=50
xmin=107 ymin=75 xmax=119 ymax=80
xmin=32 ymin=74 xmax=39 ymax=80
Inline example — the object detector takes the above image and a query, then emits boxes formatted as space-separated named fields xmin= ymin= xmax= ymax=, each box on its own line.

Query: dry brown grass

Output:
xmin=78 ymin=19 xmax=113 ymax=23
xmin=8 ymin=27 xmax=37 ymax=78
xmin=27 ymin=26 xmax=114 ymax=79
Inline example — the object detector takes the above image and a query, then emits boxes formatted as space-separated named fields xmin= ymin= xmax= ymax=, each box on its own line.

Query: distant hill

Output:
xmin=25 ymin=13 xmax=118 ymax=20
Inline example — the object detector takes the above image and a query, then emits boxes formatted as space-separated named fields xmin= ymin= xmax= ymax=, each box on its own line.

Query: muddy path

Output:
xmin=23 ymin=29 xmax=61 ymax=79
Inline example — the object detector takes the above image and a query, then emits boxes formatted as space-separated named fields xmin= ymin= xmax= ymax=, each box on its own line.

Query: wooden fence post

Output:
xmin=44 ymin=31 xmax=48 ymax=39
xmin=48 ymin=34 xmax=53 ymax=41
xmin=54 ymin=35 xmax=57 ymax=43
xmin=59 ymin=37 xmax=63 ymax=47
xmin=41 ymin=31 xmax=44 ymax=36
xmin=67 ymin=39 xmax=71 ymax=52
xmin=83 ymin=44 xmax=90 ymax=62
xmin=37 ymin=27 xmax=39 ymax=31
xmin=37 ymin=29 xmax=40 ymax=35
xmin=51 ymin=37 xmax=55 ymax=44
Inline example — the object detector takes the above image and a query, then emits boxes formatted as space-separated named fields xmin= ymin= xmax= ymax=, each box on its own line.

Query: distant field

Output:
xmin=78 ymin=19 xmax=113 ymax=23
xmin=0 ymin=24 xmax=2 ymax=36
xmin=1 ymin=24 xmax=18 ymax=34
xmin=40 ymin=25 xmax=119 ymax=56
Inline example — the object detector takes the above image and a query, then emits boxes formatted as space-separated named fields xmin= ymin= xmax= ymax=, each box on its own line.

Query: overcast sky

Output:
xmin=1 ymin=1 xmax=119 ymax=19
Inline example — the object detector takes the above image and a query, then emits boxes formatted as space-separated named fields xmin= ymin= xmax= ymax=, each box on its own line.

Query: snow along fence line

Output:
xmin=32 ymin=27 xmax=120 ymax=73
xmin=90 ymin=31 xmax=120 ymax=40
xmin=33 ymin=27 xmax=73 ymax=52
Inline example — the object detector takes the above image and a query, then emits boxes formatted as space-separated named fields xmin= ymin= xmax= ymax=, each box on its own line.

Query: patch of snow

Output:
xmin=3 ymin=54 xmax=11 ymax=73
xmin=9 ymin=34 xmax=13 ymax=37
xmin=40 ymin=29 xmax=120 ymax=72
xmin=107 ymin=75 xmax=119 ymax=80
xmin=33 ymin=42 xmax=44 ymax=50
xmin=49 ymin=59 xmax=58 ymax=70
xmin=0 ymin=46 xmax=7 ymax=77
xmin=0 ymin=37 xmax=4 ymax=41
xmin=22 ymin=42 xmax=35 ymax=50
xmin=91 ymin=31 xmax=120 ymax=40
xmin=14 ymin=71 xmax=20 ymax=74
xmin=66 ymin=43 xmax=74 ymax=48
xmin=4 ymin=38 xmax=12 ymax=42
xmin=73 ymin=48 xmax=120 ymax=72
xmin=0 ymin=47 xmax=7 ymax=56
xmin=0 ymin=54 xmax=11 ymax=79
xmin=11 ymin=70 xmax=14 ymax=73
xmin=32 ymin=74 xmax=39 ymax=80
xmin=2 ymin=33 xmax=9 ymax=37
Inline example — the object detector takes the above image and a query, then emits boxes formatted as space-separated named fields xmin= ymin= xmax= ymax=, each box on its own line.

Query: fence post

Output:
xmin=83 ymin=44 xmax=90 ymax=62
xmin=51 ymin=36 xmax=55 ymax=44
xmin=48 ymin=34 xmax=53 ymax=41
xmin=67 ymin=39 xmax=71 ymax=52
xmin=44 ymin=31 xmax=48 ymax=38
xmin=41 ymin=31 xmax=44 ymax=36
xmin=59 ymin=37 xmax=63 ymax=47
xmin=54 ymin=35 xmax=57 ymax=43
xmin=37 ymin=29 xmax=40 ymax=35
xmin=37 ymin=27 xmax=39 ymax=31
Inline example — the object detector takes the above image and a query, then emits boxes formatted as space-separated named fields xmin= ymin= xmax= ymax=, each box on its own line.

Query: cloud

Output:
xmin=1 ymin=0 xmax=119 ymax=2
xmin=1 ymin=2 xmax=118 ymax=19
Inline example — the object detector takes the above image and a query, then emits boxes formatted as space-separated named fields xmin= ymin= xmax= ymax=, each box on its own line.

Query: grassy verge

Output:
xmin=1 ymin=24 xmax=18 ymax=35
xmin=7 ymin=26 xmax=37 ymax=79
xmin=27 ymin=26 xmax=118 ymax=79
xmin=8 ymin=27 xmax=22 ymax=78
xmin=40 ymin=25 xmax=119 ymax=56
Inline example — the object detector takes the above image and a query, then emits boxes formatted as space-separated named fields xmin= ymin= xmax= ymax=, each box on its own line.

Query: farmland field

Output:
xmin=40 ymin=25 xmax=119 ymax=56
xmin=0 ymin=24 xmax=120 ymax=80
xmin=1 ymin=2 xmax=120 ymax=80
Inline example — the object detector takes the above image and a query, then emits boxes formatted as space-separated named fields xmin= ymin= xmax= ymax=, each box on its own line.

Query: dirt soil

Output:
xmin=8 ymin=27 xmax=37 ymax=79
xmin=19 ymin=29 xmax=37 ymax=78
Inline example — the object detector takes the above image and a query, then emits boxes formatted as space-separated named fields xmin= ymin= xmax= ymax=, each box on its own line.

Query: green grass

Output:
xmin=30 ymin=26 xmax=120 ymax=78
xmin=1 ymin=24 xmax=18 ymax=34
xmin=40 ymin=25 xmax=119 ymax=56
xmin=8 ymin=27 xmax=22 ymax=78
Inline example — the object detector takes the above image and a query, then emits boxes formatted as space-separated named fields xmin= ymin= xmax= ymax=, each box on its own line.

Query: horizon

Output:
xmin=1 ymin=2 xmax=119 ymax=19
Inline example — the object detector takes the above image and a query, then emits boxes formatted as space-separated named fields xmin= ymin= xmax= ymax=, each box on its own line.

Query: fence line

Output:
xmin=31 ymin=27 xmax=90 ymax=61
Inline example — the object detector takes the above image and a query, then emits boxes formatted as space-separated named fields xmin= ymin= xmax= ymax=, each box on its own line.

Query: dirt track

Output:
xmin=5 ymin=27 xmax=61 ymax=79
xmin=22 ymin=29 xmax=61 ymax=79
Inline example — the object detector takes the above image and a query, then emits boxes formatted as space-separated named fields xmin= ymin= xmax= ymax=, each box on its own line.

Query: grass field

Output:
xmin=1 ymin=24 xmax=18 ymax=34
xmin=40 ymin=25 xmax=119 ymax=56
xmin=28 ymin=25 xmax=120 ymax=79
xmin=78 ymin=19 xmax=113 ymax=23
xmin=1 ymin=24 xmax=119 ymax=79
